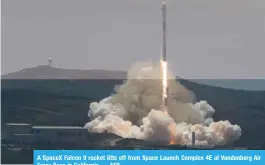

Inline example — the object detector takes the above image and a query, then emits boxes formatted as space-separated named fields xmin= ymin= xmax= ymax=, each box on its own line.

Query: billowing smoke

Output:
xmin=84 ymin=61 xmax=241 ymax=146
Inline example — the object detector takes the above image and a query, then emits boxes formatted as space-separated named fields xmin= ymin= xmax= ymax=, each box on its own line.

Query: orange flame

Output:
xmin=168 ymin=122 xmax=177 ymax=144
xmin=160 ymin=61 xmax=176 ymax=145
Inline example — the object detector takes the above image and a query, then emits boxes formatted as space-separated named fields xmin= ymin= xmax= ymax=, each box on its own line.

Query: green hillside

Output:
xmin=1 ymin=79 xmax=265 ymax=147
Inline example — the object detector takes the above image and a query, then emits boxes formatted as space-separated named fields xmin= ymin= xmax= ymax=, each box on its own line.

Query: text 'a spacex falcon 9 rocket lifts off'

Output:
xmin=161 ymin=1 xmax=169 ymax=115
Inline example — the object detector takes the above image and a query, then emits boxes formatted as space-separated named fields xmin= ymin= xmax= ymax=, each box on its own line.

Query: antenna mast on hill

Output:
xmin=48 ymin=57 xmax=52 ymax=67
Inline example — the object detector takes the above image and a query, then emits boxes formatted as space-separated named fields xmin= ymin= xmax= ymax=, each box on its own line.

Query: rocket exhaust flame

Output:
xmin=161 ymin=61 xmax=168 ymax=113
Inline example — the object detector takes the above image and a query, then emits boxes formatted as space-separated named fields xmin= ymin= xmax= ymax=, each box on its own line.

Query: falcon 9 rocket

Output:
xmin=161 ymin=1 xmax=169 ymax=114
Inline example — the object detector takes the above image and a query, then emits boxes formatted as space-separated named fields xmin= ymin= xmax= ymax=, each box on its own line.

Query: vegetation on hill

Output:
xmin=1 ymin=78 xmax=265 ymax=147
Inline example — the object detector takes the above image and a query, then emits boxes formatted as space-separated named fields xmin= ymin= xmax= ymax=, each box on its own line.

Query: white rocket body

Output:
xmin=161 ymin=1 xmax=167 ymax=61
xmin=161 ymin=1 xmax=169 ymax=110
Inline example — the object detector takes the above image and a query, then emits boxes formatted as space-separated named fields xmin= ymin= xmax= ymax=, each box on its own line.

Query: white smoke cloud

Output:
xmin=84 ymin=61 xmax=242 ymax=146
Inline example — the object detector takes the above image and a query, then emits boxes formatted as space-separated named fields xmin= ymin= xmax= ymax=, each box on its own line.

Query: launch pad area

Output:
xmin=2 ymin=122 xmax=263 ymax=164
xmin=2 ymin=122 xmax=262 ymax=150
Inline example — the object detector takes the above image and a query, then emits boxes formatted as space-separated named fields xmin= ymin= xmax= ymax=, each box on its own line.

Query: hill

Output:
xmin=189 ymin=79 xmax=265 ymax=91
xmin=2 ymin=65 xmax=265 ymax=91
xmin=2 ymin=65 xmax=126 ymax=79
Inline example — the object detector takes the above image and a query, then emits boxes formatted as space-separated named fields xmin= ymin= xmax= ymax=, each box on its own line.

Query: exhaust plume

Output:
xmin=84 ymin=61 xmax=241 ymax=146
